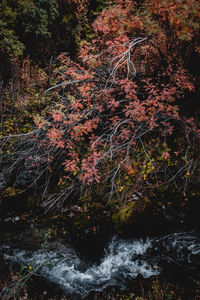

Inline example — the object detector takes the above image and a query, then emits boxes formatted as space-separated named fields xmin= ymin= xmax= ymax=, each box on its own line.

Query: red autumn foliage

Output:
xmin=28 ymin=0 xmax=200 ymax=207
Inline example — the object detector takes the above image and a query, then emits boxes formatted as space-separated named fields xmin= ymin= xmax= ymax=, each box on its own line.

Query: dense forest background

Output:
xmin=0 ymin=0 xmax=200 ymax=299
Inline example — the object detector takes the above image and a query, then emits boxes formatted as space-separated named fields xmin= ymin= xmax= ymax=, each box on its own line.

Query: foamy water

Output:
xmin=1 ymin=232 xmax=200 ymax=298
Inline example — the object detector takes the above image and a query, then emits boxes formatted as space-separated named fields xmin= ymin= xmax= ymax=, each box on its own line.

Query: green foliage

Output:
xmin=18 ymin=0 xmax=58 ymax=36
xmin=0 ymin=0 xmax=24 ymax=58
xmin=0 ymin=0 xmax=91 ymax=64
xmin=0 ymin=20 xmax=24 ymax=57
xmin=112 ymin=201 xmax=137 ymax=225
xmin=0 ymin=0 xmax=17 ymax=26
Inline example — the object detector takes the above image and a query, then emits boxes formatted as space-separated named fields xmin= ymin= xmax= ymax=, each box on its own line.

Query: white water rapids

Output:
xmin=1 ymin=232 xmax=200 ymax=298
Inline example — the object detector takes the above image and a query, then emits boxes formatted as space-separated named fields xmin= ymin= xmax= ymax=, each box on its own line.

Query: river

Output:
xmin=1 ymin=230 xmax=200 ymax=299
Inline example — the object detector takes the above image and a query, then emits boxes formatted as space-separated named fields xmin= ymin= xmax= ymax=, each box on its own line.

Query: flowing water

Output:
xmin=1 ymin=231 xmax=200 ymax=298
